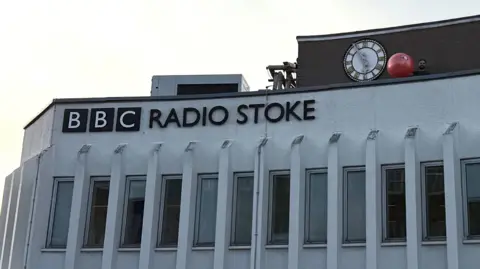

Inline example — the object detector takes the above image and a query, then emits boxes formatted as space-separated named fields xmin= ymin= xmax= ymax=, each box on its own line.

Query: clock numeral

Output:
xmin=376 ymin=48 xmax=383 ymax=53
xmin=375 ymin=64 xmax=383 ymax=70
xmin=353 ymin=72 xmax=360 ymax=79
xmin=345 ymin=60 xmax=352 ymax=66
xmin=362 ymin=41 xmax=368 ymax=48
xmin=346 ymin=66 xmax=354 ymax=73
xmin=378 ymin=56 xmax=386 ymax=61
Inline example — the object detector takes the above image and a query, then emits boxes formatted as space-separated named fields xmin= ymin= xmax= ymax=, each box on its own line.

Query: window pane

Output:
xmin=270 ymin=173 xmax=290 ymax=244
xmin=160 ymin=178 xmax=182 ymax=245
xmin=194 ymin=176 xmax=218 ymax=246
xmin=385 ymin=168 xmax=406 ymax=240
xmin=425 ymin=165 xmax=446 ymax=238
xmin=345 ymin=170 xmax=366 ymax=243
xmin=86 ymin=180 xmax=110 ymax=247
xmin=306 ymin=172 xmax=327 ymax=243
xmin=232 ymin=175 xmax=254 ymax=245
xmin=49 ymin=180 xmax=74 ymax=248
xmin=465 ymin=163 xmax=480 ymax=236
xmin=122 ymin=179 xmax=146 ymax=247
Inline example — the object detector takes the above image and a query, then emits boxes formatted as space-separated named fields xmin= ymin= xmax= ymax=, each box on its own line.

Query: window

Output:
xmin=343 ymin=167 xmax=366 ymax=243
xmin=382 ymin=165 xmax=406 ymax=242
xmin=194 ymin=174 xmax=218 ymax=246
xmin=85 ymin=178 xmax=110 ymax=248
xmin=121 ymin=176 xmax=146 ymax=247
xmin=268 ymin=171 xmax=290 ymax=245
xmin=159 ymin=175 xmax=182 ymax=246
xmin=46 ymin=178 xmax=74 ymax=248
xmin=305 ymin=169 xmax=328 ymax=244
xmin=231 ymin=172 xmax=254 ymax=246
xmin=422 ymin=162 xmax=446 ymax=240
xmin=462 ymin=159 xmax=480 ymax=238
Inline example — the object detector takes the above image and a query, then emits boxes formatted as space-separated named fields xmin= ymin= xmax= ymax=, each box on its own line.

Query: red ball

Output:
xmin=387 ymin=53 xmax=414 ymax=78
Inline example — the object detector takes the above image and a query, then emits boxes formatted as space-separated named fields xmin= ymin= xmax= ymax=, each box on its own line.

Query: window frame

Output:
xmin=230 ymin=171 xmax=254 ymax=246
xmin=193 ymin=173 xmax=219 ymax=247
xmin=120 ymin=175 xmax=147 ymax=248
xmin=157 ymin=174 xmax=182 ymax=247
xmin=46 ymin=177 xmax=74 ymax=248
xmin=267 ymin=169 xmax=291 ymax=245
xmin=461 ymin=158 xmax=480 ymax=240
xmin=342 ymin=165 xmax=366 ymax=244
xmin=381 ymin=163 xmax=406 ymax=243
xmin=304 ymin=168 xmax=328 ymax=244
xmin=421 ymin=161 xmax=446 ymax=242
xmin=84 ymin=176 xmax=110 ymax=248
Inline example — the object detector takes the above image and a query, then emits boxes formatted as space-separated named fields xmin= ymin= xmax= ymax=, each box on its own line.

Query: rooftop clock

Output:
xmin=343 ymin=39 xmax=387 ymax=82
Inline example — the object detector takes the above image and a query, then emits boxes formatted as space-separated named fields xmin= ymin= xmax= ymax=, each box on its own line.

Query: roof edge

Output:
xmin=296 ymin=14 xmax=480 ymax=42
xmin=24 ymin=68 xmax=480 ymax=130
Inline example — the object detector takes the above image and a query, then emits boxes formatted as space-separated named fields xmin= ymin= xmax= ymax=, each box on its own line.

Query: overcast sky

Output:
xmin=1 ymin=0 xmax=479 ymax=192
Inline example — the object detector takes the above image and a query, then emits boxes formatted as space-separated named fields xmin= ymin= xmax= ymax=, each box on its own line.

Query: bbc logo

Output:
xmin=62 ymin=107 xmax=142 ymax=133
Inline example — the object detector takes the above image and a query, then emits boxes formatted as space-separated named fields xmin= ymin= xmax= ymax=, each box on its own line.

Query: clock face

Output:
xmin=343 ymin=39 xmax=387 ymax=82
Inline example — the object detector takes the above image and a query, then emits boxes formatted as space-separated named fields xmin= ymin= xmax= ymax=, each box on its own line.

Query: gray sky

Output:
xmin=1 ymin=0 xmax=479 ymax=184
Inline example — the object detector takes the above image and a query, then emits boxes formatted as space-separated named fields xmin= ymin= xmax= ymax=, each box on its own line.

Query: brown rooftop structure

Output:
xmin=295 ymin=14 xmax=480 ymax=87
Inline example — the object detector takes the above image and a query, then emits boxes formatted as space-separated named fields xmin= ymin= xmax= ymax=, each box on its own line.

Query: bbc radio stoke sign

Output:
xmin=61 ymin=100 xmax=316 ymax=133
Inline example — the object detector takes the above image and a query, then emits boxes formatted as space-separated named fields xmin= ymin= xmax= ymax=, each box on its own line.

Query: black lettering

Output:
xmin=202 ymin=107 xmax=208 ymax=126
xmin=303 ymin=99 xmax=316 ymax=120
xmin=182 ymin=107 xmax=201 ymax=127
xmin=208 ymin=106 xmax=229 ymax=126
xmin=248 ymin=103 xmax=265 ymax=124
xmin=264 ymin=102 xmax=285 ymax=123
xmin=236 ymin=104 xmax=248 ymax=124
xmin=285 ymin=101 xmax=302 ymax=121
xmin=116 ymin=107 xmax=141 ymax=132
xmin=164 ymin=108 xmax=181 ymax=128
xmin=149 ymin=109 xmax=162 ymax=128
xmin=62 ymin=109 xmax=88 ymax=133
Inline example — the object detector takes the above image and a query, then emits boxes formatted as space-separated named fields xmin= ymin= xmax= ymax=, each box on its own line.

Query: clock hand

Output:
xmin=353 ymin=43 xmax=369 ymax=73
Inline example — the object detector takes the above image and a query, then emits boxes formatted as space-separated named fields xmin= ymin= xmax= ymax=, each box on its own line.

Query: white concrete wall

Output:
xmin=7 ymin=74 xmax=480 ymax=269
xmin=21 ymin=107 xmax=54 ymax=162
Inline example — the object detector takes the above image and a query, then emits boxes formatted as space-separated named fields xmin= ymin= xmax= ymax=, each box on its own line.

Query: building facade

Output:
xmin=2 ymin=16 xmax=480 ymax=269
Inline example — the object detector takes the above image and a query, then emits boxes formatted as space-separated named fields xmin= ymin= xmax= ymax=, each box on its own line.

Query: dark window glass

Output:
xmin=305 ymin=171 xmax=328 ymax=244
xmin=464 ymin=162 xmax=480 ymax=237
xmin=231 ymin=174 xmax=254 ymax=246
xmin=344 ymin=169 xmax=366 ymax=243
xmin=85 ymin=179 xmax=110 ymax=247
xmin=194 ymin=175 xmax=218 ymax=246
xmin=160 ymin=177 xmax=182 ymax=246
xmin=424 ymin=165 xmax=446 ymax=239
xmin=122 ymin=178 xmax=146 ymax=247
xmin=385 ymin=167 xmax=406 ymax=241
xmin=48 ymin=180 xmax=74 ymax=248
xmin=269 ymin=173 xmax=290 ymax=244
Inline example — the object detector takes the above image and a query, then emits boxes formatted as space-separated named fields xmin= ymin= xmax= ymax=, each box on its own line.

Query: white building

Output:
xmin=3 ymin=17 xmax=480 ymax=269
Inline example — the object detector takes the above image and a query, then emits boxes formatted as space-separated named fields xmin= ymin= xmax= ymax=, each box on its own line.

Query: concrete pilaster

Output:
xmin=176 ymin=141 xmax=198 ymax=269
xmin=250 ymin=137 xmax=269 ymax=269
xmin=326 ymin=133 xmax=342 ymax=269
xmin=404 ymin=127 xmax=421 ymax=269
xmin=0 ymin=169 xmax=20 ymax=269
xmin=139 ymin=143 xmax=163 ymax=269
xmin=288 ymin=135 xmax=305 ymax=269
xmin=365 ymin=130 xmax=380 ymax=269
xmin=442 ymin=123 xmax=462 ymax=269
xmin=65 ymin=144 xmax=92 ymax=269
xmin=213 ymin=140 xmax=234 ymax=269
xmin=101 ymin=144 xmax=128 ymax=269
xmin=8 ymin=156 xmax=40 ymax=269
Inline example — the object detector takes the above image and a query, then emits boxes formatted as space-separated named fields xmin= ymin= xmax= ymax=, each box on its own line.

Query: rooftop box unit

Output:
xmin=151 ymin=74 xmax=250 ymax=96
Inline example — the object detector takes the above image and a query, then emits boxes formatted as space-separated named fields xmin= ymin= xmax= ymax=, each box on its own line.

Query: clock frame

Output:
xmin=343 ymin=39 xmax=387 ymax=82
